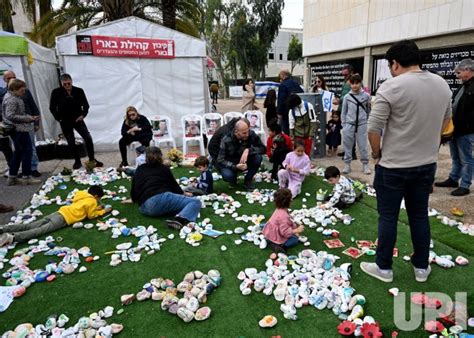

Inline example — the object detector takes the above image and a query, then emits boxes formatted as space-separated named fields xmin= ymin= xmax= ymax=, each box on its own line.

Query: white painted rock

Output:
xmin=116 ymin=243 xmax=132 ymax=250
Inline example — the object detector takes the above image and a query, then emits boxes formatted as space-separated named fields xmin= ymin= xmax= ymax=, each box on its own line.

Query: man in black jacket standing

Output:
xmin=50 ymin=74 xmax=102 ymax=169
xmin=435 ymin=58 xmax=474 ymax=196
xmin=277 ymin=69 xmax=303 ymax=134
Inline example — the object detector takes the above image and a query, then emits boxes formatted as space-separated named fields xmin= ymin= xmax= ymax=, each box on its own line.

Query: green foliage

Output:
xmin=30 ymin=0 xmax=202 ymax=47
xmin=288 ymin=34 xmax=303 ymax=74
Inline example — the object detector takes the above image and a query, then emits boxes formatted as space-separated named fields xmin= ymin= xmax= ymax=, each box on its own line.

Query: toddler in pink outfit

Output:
xmin=263 ymin=188 xmax=305 ymax=253
xmin=278 ymin=142 xmax=311 ymax=197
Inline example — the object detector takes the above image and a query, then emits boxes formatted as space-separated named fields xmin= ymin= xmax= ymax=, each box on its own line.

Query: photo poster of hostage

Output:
xmin=372 ymin=44 xmax=474 ymax=94
xmin=309 ymin=58 xmax=364 ymax=96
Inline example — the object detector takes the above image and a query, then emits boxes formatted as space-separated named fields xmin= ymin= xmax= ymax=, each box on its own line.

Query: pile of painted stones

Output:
xmin=120 ymin=270 xmax=221 ymax=323
xmin=1 ymin=306 xmax=123 ymax=337
xmin=238 ymin=250 xmax=373 ymax=322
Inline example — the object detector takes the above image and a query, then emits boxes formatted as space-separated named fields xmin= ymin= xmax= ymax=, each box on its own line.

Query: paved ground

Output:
xmin=1 ymin=98 xmax=472 ymax=225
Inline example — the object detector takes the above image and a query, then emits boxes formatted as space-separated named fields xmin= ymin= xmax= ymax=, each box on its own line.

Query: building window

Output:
xmin=268 ymin=53 xmax=274 ymax=60
xmin=279 ymin=54 xmax=283 ymax=60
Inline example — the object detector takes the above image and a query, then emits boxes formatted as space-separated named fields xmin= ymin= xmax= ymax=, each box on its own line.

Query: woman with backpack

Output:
xmin=287 ymin=94 xmax=317 ymax=157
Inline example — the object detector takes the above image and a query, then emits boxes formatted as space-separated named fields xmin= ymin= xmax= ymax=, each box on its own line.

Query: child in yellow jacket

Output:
xmin=0 ymin=186 xmax=110 ymax=246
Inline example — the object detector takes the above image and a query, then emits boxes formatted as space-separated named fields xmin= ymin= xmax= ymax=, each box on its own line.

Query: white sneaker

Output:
xmin=414 ymin=265 xmax=431 ymax=282
xmin=342 ymin=164 xmax=351 ymax=174
xmin=363 ymin=164 xmax=371 ymax=175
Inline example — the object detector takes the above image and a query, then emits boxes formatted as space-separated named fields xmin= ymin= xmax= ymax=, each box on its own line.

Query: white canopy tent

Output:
xmin=0 ymin=31 xmax=59 ymax=140
xmin=55 ymin=16 xmax=209 ymax=150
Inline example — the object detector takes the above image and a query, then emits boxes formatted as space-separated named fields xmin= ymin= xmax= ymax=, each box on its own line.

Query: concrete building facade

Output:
xmin=303 ymin=0 xmax=474 ymax=95
xmin=266 ymin=28 xmax=304 ymax=80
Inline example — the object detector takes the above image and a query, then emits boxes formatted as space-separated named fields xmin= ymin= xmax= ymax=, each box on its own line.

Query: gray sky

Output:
xmin=281 ymin=0 xmax=304 ymax=29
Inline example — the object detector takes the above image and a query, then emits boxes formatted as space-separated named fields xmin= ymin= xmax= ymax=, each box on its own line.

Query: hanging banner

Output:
xmin=76 ymin=35 xmax=175 ymax=58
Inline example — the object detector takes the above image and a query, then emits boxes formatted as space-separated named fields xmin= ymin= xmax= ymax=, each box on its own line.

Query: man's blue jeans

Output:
xmin=29 ymin=131 xmax=39 ymax=171
xmin=9 ymin=131 xmax=33 ymax=177
xmin=373 ymin=163 xmax=436 ymax=270
xmin=218 ymin=154 xmax=262 ymax=184
xmin=449 ymin=133 xmax=474 ymax=189
xmin=139 ymin=192 xmax=201 ymax=222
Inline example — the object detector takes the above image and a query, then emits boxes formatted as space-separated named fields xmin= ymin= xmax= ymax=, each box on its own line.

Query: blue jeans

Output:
xmin=9 ymin=131 xmax=33 ymax=177
xmin=373 ymin=163 xmax=436 ymax=270
xmin=218 ymin=154 xmax=262 ymax=184
xmin=449 ymin=134 xmax=474 ymax=189
xmin=29 ymin=131 xmax=39 ymax=171
xmin=283 ymin=235 xmax=299 ymax=248
xmin=139 ymin=192 xmax=201 ymax=222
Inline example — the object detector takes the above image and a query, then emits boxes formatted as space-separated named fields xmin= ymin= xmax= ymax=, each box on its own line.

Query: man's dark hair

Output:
xmin=324 ymin=166 xmax=341 ymax=180
xmin=60 ymin=73 xmax=72 ymax=81
xmin=342 ymin=64 xmax=354 ymax=73
xmin=88 ymin=185 xmax=105 ymax=198
xmin=349 ymin=74 xmax=362 ymax=84
xmin=269 ymin=121 xmax=282 ymax=134
xmin=194 ymin=156 xmax=209 ymax=168
xmin=385 ymin=40 xmax=421 ymax=68
xmin=287 ymin=93 xmax=302 ymax=109
xmin=274 ymin=188 xmax=292 ymax=209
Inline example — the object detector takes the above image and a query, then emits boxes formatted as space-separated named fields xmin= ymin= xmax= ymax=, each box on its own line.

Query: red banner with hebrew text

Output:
xmin=77 ymin=35 xmax=175 ymax=58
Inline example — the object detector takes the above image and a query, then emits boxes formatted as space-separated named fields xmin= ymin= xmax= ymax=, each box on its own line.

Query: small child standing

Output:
xmin=269 ymin=135 xmax=290 ymax=181
xmin=0 ymin=186 xmax=110 ymax=246
xmin=266 ymin=121 xmax=293 ymax=158
xmin=121 ymin=145 xmax=146 ymax=176
xmin=321 ymin=166 xmax=359 ymax=209
xmin=326 ymin=111 xmax=342 ymax=156
xmin=341 ymin=74 xmax=371 ymax=175
xmin=184 ymin=156 xmax=213 ymax=196
xmin=263 ymin=188 xmax=305 ymax=253
xmin=278 ymin=141 xmax=311 ymax=198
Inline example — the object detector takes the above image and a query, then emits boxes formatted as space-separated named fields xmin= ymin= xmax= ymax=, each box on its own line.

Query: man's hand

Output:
xmin=184 ymin=192 xmax=193 ymax=197
xmin=236 ymin=163 xmax=247 ymax=171
xmin=239 ymin=149 xmax=249 ymax=164
xmin=75 ymin=116 xmax=84 ymax=122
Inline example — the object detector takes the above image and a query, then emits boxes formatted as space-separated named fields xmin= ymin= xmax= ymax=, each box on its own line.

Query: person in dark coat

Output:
xmin=118 ymin=106 xmax=152 ymax=167
xmin=50 ymin=73 xmax=102 ymax=169
xmin=277 ymin=69 xmax=303 ymax=134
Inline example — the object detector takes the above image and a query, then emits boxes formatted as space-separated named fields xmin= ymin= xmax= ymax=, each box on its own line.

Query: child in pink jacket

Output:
xmin=263 ymin=188 xmax=305 ymax=253
xmin=278 ymin=141 xmax=311 ymax=197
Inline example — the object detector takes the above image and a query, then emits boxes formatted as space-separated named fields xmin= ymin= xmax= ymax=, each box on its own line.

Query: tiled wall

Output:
xmin=303 ymin=0 xmax=473 ymax=56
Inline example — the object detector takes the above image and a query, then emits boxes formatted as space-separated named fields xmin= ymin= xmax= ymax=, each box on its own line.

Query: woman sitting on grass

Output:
xmin=128 ymin=147 xmax=201 ymax=230
xmin=263 ymin=188 xmax=305 ymax=253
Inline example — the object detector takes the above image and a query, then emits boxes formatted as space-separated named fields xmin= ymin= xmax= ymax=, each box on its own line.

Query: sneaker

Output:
xmin=0 ymin=204 xmax=14 ymax=213
xmin=337 ymin=152 xmax=344 ymax=157
xmin=3 ymin=169 xmax=8 ymax=178
xmin=31 ymin=170 xmax=41 ymax=177
xmin=19 ymin=176 xmax=41 ymax=185
xmin=362 ymin=164 xmax=371 ymax=175
xmin=342 ymin=164 xmax=351 ymax=174
xmin=244 ymin=181 xmax=255 ymax=191
xmin=166 ymin=217 xmax=184 ymax=230
xmin=94 ymin=159 xmax=104 ymax=167
xmin=0 ymin=233 xmax=14 ymax=247
xmin=360 ymin=262 xmax=393 ymax=283
xmin=451 ymin=187 xmax=470 ymax=196
xmin=119 ymin=161 xmax=129 ymax=168
xmin=268 ymin=241 xmax=285 ymax=253
xmin=73 ymin=161 xmax=82 ymax=169
xmin=414 ymin=265 xmax=431 ymax=282
xmin=6 ymin=176 xmax=18 ymax=186
xmin=434 ymin=178 xmax=459 ymax=188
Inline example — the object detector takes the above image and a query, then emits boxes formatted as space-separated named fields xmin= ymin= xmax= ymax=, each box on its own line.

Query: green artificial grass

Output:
xmin=1 ymin=168 xmax=473 ymax=338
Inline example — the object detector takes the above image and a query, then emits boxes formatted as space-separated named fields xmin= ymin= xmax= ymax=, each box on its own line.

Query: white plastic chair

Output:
xmin=244 ymin=110 xmax=266 ymax=143
xmin=182 ymin=114 xmax=205 ymax=155
xmin=203 ymin=113 xmax=224 ymax=141
xmin=150 ymin=115 xmax=176 ymax=149
xmin=223 ymin=111 xmax=244 ymax=124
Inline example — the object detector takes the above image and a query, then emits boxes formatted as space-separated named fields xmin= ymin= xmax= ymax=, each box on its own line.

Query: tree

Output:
xmin=287 ymin=34 xmax=303 ymax=74
xmin=30 ymin=0 xmax=201 ymax=47
xmin=0 ymin=0 xmax=14 ymax=32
